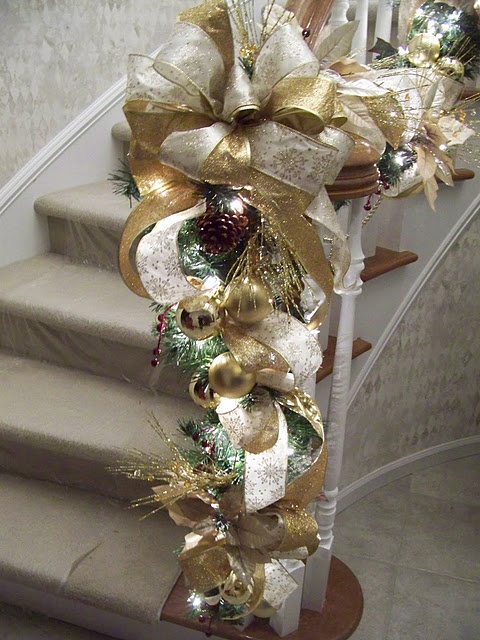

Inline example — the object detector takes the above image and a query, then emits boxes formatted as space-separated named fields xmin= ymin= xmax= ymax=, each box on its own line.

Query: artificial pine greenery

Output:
xmin=160 ymin=309 xmax=228 ymax=379
xmin=378 ymin=143 xmax=417 ymax=187
xmin=188 ymin=594 xmax=246 ymax=628
xmin=179 ymin=409 xmax=245 ymax=484
xmin=408 ymin=0 xmax=480 ymax=78
xmin=108 ymin=160 xmax=141 ymax=206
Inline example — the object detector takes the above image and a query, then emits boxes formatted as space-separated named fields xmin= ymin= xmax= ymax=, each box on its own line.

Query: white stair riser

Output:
xmin=0 ymin=436 xmax=153 ymax=502
xmin=48 ymin=217 xmax=122 ymax=271
xmin=0 ymin=314 xmax=188 ymax=395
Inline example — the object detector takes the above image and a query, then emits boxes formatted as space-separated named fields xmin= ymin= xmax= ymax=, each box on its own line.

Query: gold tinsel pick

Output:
xmin=227 ymin=0 xmax=259 ymax=46
xmin=227 ymin=214 xmax=308 ymax=317
xmin=111 ymin=415 xmax=235 ymax=518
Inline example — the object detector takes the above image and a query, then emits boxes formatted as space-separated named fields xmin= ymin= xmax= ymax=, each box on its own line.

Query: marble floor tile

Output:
xmin=334 ymin=553 xmax=396 ymax=640
xmin=410 ymin=454 xmax=480 ymax=507
xmin=397 ymin=493 xmax=480 ymax=581
xmin=334 ymin=477 xmax=411 ymax=564
xmin=387 ymin=567 xmax=480 ymax=640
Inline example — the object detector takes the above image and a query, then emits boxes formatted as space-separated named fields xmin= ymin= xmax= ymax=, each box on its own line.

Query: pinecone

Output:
xmin=196 ymin=197 xmax=250 ymax=255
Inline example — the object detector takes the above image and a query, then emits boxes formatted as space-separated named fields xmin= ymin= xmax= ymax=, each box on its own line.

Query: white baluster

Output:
xmin=303 ymin=199 xmax=366 ymax=610
xmin=374 ymin=0 xmax=394 ymax=44
xmin=376 ymin=197 xmax=406 ymax=251
xmin=329 ymin=0 xmax=350 ymax=28
xmin=350 ymin=0 xmax=369 ymax=63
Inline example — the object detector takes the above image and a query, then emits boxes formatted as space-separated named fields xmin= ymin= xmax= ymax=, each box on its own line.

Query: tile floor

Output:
xmin=0 ymin=455 xmax=478 ymax=639
xmin=334 ymin=454 xmax=480 ymax=640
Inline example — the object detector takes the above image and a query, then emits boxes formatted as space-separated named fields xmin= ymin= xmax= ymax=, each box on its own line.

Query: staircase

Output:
xmin=0 ymin=65 xmax=479 ymax=640
xmin=0 ymin=120 xmax=215 ymax=639
xmin=0 ymin=121 xmax=474 ymax=640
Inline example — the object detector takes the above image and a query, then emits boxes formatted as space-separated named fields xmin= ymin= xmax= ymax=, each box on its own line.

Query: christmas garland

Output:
xmin=112 ymin=0 xmax=478 ymax=631
xmin=370 ymin=0 xmax=479 ymax=207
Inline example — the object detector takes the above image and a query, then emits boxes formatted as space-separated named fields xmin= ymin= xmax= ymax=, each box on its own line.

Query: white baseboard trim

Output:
xmin=349 ymin=196 xmax=480 ymax=408
xmin=0 ymin=78 xmax=126 ymax=218
xmin=0 ymin=45 xmax=163 ymax=218
xmin=337 ymin=435 xmax=480 ymax=512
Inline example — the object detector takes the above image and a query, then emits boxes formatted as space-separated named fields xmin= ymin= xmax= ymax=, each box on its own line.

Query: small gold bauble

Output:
xmin=189 ymin=376 xmax=220 ymax=409
xmin=407 ymin=33 xmax=441 ymax=67
xmin=208 ymin=352 xmax=256 ymax=399
xmin=176 ymin=293 xmax=224 ymax=341
xmin=223 ymin=277 xmax=273 ymax=325
xmin=435 ymin=56 xmax=465 ymax=81
xmin=253 ymin=600 xmax=277 ymax=618
xmin=220 ymin=572 xmax=253 ymax=605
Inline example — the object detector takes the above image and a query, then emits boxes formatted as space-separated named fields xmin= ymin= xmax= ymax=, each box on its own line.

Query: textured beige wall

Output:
xmin=342 ymin=213 xmax=480 ymax=487
xmin=0 ymin=0 xmax=196 ymax=189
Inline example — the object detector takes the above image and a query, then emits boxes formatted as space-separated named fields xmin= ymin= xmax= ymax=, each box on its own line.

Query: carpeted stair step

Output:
xmin=0 ymin=473 xmax=188 ymax=636
xmin=0 ymin=253 xmax=187 ymax=394
xmin=0 ymin=350 xmax=200 ymax=500
xmin=35 ymin=182 xmax=133 ymax=271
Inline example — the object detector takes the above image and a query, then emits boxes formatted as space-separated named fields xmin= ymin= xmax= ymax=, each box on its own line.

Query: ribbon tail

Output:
xmin=305 ymin=190 xmax=351 ymax=293
xmin=135 ymin=203 xmax=210 ymax=305
xmin=244 ymin=404 xmax=289 ymax=513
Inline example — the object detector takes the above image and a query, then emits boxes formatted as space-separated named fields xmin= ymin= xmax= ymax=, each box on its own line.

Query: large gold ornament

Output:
xmin=208 ymin=352 xmax=257 ymax=399
xmin=223 ymin=277 xmax=274 ymax=325
xmin=176 ymin=293 xmax=224 ymax=340
xmin=407 ymin=33 xmax=441 ymax=67
xmin=189 ymin=376 xmax=220 ymax=409
xmin=435 ymin=56 xmax=465 ymax=81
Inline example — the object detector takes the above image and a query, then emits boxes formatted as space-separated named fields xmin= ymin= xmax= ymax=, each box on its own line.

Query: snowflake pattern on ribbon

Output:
xmin=244 ymin=404 xmax=288 ymax=513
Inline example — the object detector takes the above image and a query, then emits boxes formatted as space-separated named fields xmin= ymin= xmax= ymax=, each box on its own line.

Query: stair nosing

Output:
xmin=0 ymin=253 xmax=153 ymax=348
xmin=34 ymin=181 xmax=134 ymax=234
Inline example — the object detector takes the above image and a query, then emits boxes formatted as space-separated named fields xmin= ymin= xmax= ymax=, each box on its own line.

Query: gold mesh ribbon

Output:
xmin=278 ymin=388 xmax=328 ymax=508
xmin=165 ymin=387 xmax=326 ymax=611
xmin=119 ymin=0 xmax=353 ymax=309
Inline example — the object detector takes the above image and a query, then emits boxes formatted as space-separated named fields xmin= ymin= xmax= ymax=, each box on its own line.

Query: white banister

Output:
xmin=374 ymin=0 xmax=394 ymax=43
xmin=350 ymin=0 xmax=370 ymax=62
xmin=329 ymin=0 xmax=350 ymax=28
xmin=306 ymin=199 xmax=367 ymax=609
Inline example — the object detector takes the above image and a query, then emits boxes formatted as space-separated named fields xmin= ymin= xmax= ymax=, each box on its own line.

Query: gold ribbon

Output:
xmin=163 ymin=387 xmax=326 ymax=612
xmin=119 ymin=0 xmax=353 ymax=317
xmin=173 ymin=488 xmax=321 ymax=614
xmin=278 ymin=388 xmax=328 ymax=508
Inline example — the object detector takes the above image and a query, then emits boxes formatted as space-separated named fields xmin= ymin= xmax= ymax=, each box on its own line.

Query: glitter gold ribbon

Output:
xmin=119 ymin=0 xmax=354 ymax=311
xmin=174 ymin=488 xmax=321 ymax=614
xmin=278 ymin=388 xmax=327 ymax=508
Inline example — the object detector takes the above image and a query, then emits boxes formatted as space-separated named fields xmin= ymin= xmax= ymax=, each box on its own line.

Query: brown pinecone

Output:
xmin=196 ymin=199 xmax=249 ymax=254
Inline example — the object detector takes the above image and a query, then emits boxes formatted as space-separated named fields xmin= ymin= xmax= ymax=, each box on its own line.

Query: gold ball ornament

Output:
xmin=223 ymin=277 xmax=273 ymax=325
xmin=407 ymin=33 xmax=441 ymax=67
xmin=253 ymin=600 xmax=277 ymax=618
xmin=189 ymin=376 xmax=220 ymax=409
xmin=208 ymin=352 xmax=256 ymax=399
xmin=176 ymin=293 xmax=224 ymax=341
xmin=435 ymin=56 xmax=465 ymax=81
xmin=220 ymin=572 xmax=253 ymax=605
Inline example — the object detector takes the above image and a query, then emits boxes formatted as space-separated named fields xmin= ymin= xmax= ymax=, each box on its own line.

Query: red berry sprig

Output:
xmin=151 ymin=304 xmax=175 ymax=367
